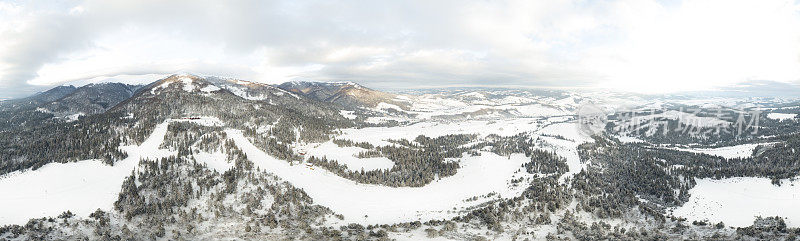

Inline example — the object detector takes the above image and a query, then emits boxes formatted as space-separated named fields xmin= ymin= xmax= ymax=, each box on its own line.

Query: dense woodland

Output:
xmin=607 ymin=107 xmax=800 ymax=146
xmin=0 ymin=112 xmax=131 ymax=175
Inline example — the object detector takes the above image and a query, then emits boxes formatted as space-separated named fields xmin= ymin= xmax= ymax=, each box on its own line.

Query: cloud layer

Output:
xmin=1 ymin=0 xmax=799 ymax=98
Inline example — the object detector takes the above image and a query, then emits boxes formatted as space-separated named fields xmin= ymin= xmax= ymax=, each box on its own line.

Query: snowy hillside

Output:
xmin=2 ymin=76 xmax=800 ymax=240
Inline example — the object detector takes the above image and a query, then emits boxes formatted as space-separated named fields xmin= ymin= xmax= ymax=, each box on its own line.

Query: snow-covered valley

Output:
xmin=227 ymin=129 xmax=535 ymax=225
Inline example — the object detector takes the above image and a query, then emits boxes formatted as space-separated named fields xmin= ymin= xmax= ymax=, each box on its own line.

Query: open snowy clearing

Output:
xmin=0 ymin=122 xmax=174 ymax=225
xmin=0 ymin=117 xmax=225 ymax=225
xmin=301 ymin=141 xmax=394 ymax=172
xmin=339 ymin=110 xmax=357 ymax=119
xmin=227 ymin=129 xmax=534 ymax=224
xmin=672 ymin=177 xmax=800 ymax=227
xmin=671 ymin=142 xmax=774 ymax=159
xmin=176 ymin=116 xmax=224 ymax=126
xmin=535 ymin=121 xmax=594 ymax=143
xmin=767 ymin=113 xmax=797 ymax=121
xmin=193 ymin=151 xmax=233 ymax=173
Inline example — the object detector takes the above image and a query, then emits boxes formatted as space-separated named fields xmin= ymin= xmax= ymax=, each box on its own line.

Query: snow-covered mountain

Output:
xmin=278 ymin=81 xmax=409 ymax=110
xmin=41 ymin=83 xmax=142 ymax=117
xmin=1 ymin=74 xmax=800 ymax=240
xmin=0 ymin=85 xmax=77 ymax=111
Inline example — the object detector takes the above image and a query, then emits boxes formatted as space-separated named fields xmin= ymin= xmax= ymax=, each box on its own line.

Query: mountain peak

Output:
xmin=276 ymin=80 xmax=407 ymax=110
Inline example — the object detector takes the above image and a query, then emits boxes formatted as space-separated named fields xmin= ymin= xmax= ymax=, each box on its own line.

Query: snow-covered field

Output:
xmin=767 ymin=113 xmax=797 ymax=121
xmin=0 ymin=121 xmax=174 ymax=225
xmin=672 ymin=177 xmax=800 ymax=227
xmin=672 ymin=142 xmax=774 ymax=159
xmin=301 ymin=141 xmax=394 ymax=172
xmin=339 ymin=110 xmax=356 ymax=120
xmin=176 ymin=116 xmax=224 ymax=126
xmin=193 ymin=151 xmax=233 ymax=173
xmin=227 ymin=129 xmax=534 ymax=224
xmin=0 ymin=117 xmax=225 ymax=225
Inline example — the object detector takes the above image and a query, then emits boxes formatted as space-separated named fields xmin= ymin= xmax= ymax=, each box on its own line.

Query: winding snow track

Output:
xmin=226 ymin=129 xmax=533 ymax=225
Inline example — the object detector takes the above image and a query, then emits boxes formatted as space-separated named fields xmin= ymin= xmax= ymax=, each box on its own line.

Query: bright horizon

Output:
xmin=1 ymin=0 xmax=800 ymax=98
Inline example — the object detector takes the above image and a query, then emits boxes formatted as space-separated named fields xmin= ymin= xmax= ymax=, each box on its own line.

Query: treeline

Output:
xmin=332 ymin=138 xmax=374 ymax=149
xmin=0 ymin=111 xmax=132 ymax=175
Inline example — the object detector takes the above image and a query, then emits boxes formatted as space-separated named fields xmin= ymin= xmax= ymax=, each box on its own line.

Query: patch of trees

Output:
xmin=488 ymin=133 xmax=535 ymax=156
xmin=245 ymin=128 xmax=303 ymax=162
xmin=104 ymin=135 xmax=333 ymax=239
xmin=636 ymin=132 xmax=800 ymax=182
xmin=524 ymin=150 xmax=569 ymax=175
xmin=605 ymin=107 xmax=800 ymax=147
xmin=308 ymin=134 xmax=476 ymax=187
xmin=572 ymin=137 xmax=691 ymax=219
xmin=332 ymin=138 xmax=374 ymax=149
xmin=160 ymin=122 xmax=225 ymax=155
xmin=736 ymin=216 xmax=800 ymax=240
xmin=570 ymin=132 xmax=800 ymax=224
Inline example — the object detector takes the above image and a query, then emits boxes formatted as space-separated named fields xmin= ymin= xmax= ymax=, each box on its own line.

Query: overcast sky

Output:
xmin=1 ymin=0 xmax=799 ymax=98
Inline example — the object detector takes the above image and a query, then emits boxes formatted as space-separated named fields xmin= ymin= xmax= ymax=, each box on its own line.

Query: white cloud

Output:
xmin=0 ymin=0 xmax=799 ymax=98
xmin=594 ymin=0 xmax=800 ymax=93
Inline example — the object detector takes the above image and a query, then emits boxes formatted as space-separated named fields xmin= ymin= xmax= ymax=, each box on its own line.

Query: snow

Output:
xmin=65 ymin=113 xmax=84 ymax=121
xmin=534 ymin=122 xmax=591 ymax=183
xmin=227 ymin=129 xmax=533 ymax=224
xmin=301 ymin=141 xmax=394 ymax=172
xmin=180 ymin=76 xmax=196 ymax=91
xmin=193 ymin=151 xmax=233 ymax=173
xmin=399 ymin=92 xmax=569 ymax=120
xmin=497 ymin=96 xmax=535 ymax=105
xmin=615 ymin=135 xmax=644 ymax=143
xmin=65 ymin=113 xmax=81 ymax=120
xmin=0 ymin=121 xmax=174 ymax=225
xmin=389 ymin=228 xmax=459 ymax=241
xmin=339 ymin=110 xmax=357 ymax=119
xmin=499 ymin=104 xmax=567 ymax=117
xmin=672 ymin=177 xmax=800 ymax=227
xmin=223 ymin=86 xmax=261 ymax=100
xmin=627 ymin=110 xmax=731 ymax=128
xmin=460 ymin=92 xmax=485 ymax=99
xmin=376 ymin=102 xmax=403 ymax=111
xmin=672 ymin=143 xmax=774 ymax=159
xmin=536 ymin=122 xmax=595 ymax=143
xmin=175 ymin=116 xmax=224 ymax=126
xmin=338 ymin=118 xmax=540 ymax=147
xmin=200 ymin=85 xmax=221 ymax=93
xmin=767 ymin=113 xmax=797 ymax=121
